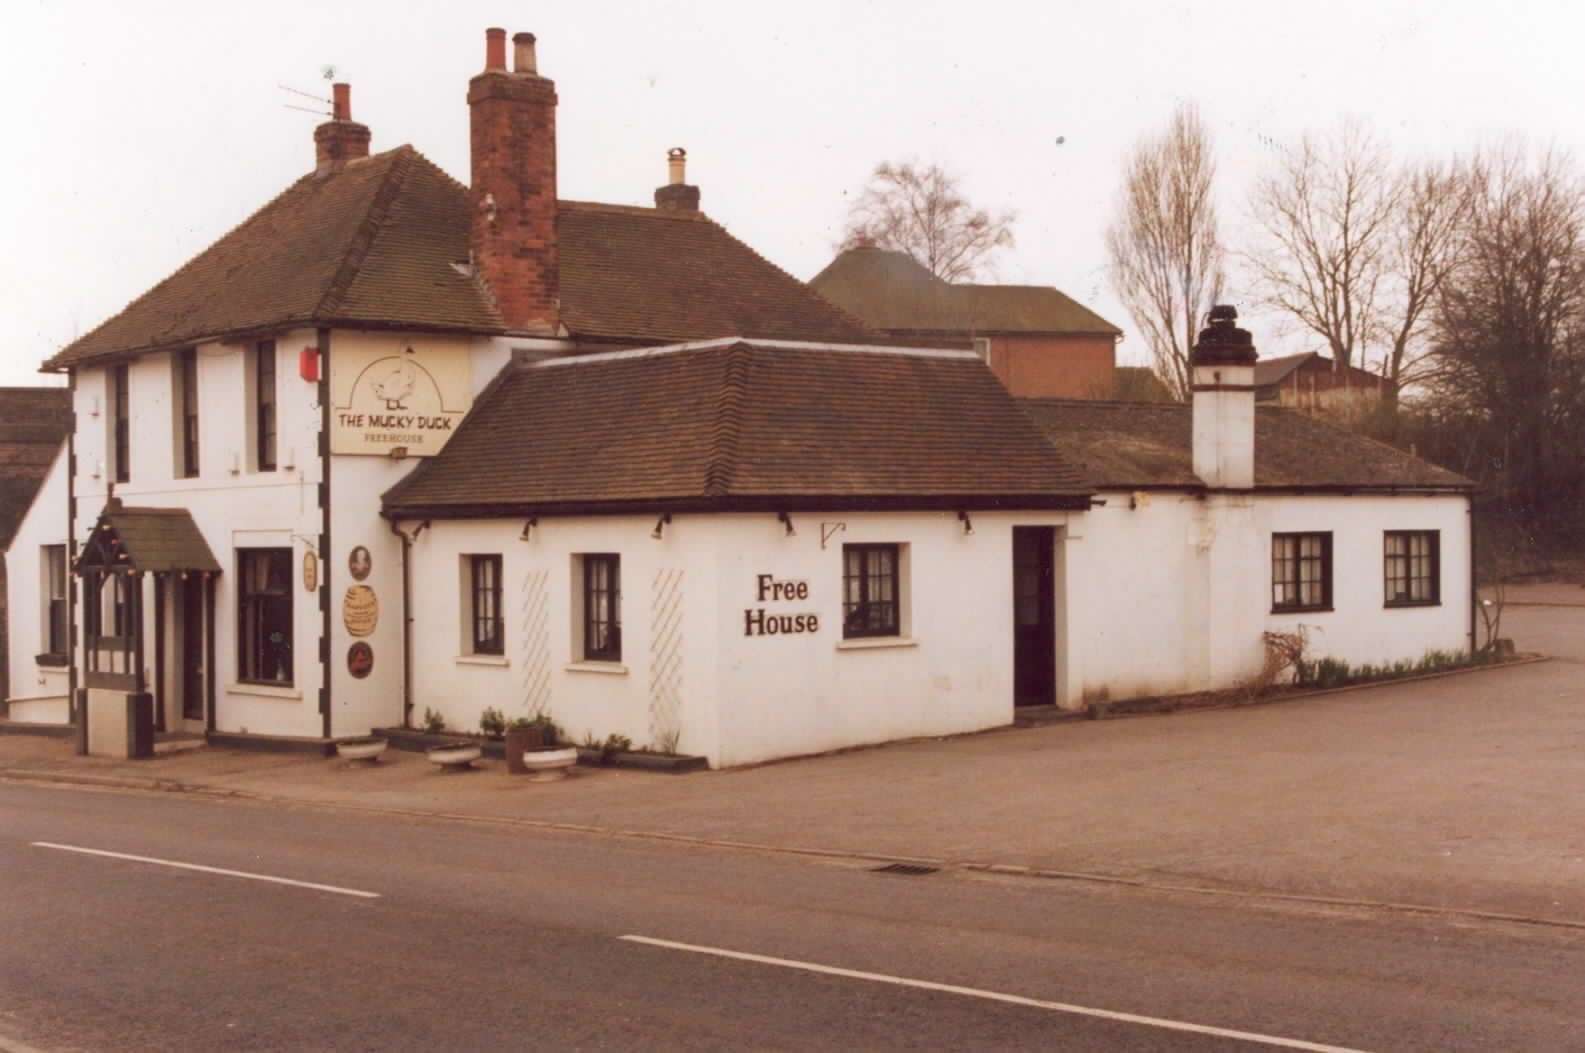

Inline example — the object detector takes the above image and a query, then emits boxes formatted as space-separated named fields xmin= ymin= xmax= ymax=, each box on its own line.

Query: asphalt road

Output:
xmin=2 ymin=781 xmax=1583 ymax=1051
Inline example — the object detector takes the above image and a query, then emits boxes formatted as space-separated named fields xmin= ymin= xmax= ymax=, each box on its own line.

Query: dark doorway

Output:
xmin=180 ymin=575 xmax=205 ymax=722
xmin=1012 ymin=527 xmax=1056 ymax=707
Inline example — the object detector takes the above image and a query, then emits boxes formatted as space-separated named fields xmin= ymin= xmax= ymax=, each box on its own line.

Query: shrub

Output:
xmin=479 ymin=707 xmax=508 ymax=739
xmin=422 ymin=707 xmax=446 ymax=733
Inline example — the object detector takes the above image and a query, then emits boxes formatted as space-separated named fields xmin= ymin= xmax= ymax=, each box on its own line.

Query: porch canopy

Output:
xmin=75 ymin=500 xmax=222 ymax=576
xmin=75 ymin=500 xmax=221 ymax=693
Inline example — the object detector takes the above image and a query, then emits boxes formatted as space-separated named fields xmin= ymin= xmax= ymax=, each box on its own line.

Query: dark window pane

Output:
xmin=239 ymin=548 xmax=292 ymax=684
xmin=256 ymin=343 xmax=277 ymax=471
xmin=842 ymin=544 xmax=901 ymax=638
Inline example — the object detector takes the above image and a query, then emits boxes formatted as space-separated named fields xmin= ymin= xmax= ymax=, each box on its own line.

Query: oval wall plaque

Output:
xmin=347 ymin=642 xmax=374 ymax=679
xmin=303 ymin=549 xmax=319 ymax=593
xmin=348 ymin=545 xmax=372 ymax=582
xmin=343 ymin=585 xmax=379 ymax=638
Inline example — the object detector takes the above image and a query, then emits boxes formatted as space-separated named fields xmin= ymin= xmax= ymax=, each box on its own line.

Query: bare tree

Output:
xmin=1246 ymin=121 xmax=1398 ymax=374
xmin=840 ymin=161 xmax=1015 ymax=282
xmin=1105 ymin=103 xmax=1225 ymax=400
xmin=1378 ymin=160 xmax=1473 ymax=401
xmin=1427 ymin=145 xmax=1585 ymax=518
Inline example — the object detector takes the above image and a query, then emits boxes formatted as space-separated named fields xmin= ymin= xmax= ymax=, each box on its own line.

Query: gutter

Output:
xmin=380 ymin=492 xmax=1097 ymax=521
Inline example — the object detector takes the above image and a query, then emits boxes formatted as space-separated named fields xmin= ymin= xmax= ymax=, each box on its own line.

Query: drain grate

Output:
xmin=870 ymin=862 xmax=940 ymax=876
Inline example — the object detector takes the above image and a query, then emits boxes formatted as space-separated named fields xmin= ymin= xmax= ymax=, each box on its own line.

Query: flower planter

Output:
xmin=336 ymin=736 xmax=388 ymax=763
xmin=426 ymin=743 xmax=482 ymax=771
xmin=504 ymin=725 xmax=552 ymax=774
xmin=521 ymin=746 xmax=578 ymax=782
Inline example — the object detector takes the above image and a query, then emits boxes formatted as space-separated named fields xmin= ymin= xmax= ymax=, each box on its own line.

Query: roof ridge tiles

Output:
xmin=702 ymin=344 xmax=749 ymax=497
xmin=315 ymin=146 xmax=417 ymax=319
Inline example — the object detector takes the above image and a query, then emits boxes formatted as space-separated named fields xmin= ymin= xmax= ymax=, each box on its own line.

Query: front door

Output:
xmin=180 ymin=575 xmax=205 ymax=724
xmin=1012 ymin=527 xmax=1056 ymax=707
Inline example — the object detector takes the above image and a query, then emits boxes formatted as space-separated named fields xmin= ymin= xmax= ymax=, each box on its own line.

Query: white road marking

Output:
xmin=30 ymin=842 xmax=380 ymax=899
xmin=619 ymin=934 xmax=1371 ymax=1053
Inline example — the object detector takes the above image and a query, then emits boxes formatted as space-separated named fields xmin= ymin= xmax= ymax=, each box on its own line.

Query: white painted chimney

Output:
xmin=1190 ymin=305 xmax=1258 ymax=489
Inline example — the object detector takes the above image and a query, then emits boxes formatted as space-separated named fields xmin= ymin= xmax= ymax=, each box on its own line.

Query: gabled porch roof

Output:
xmin=76 ymin=500 xmax=221 ymax=575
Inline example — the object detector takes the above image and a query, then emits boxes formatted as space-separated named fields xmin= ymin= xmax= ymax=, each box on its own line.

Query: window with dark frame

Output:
xmin=177 ymin=348 xmax=199 ymax=478
xmin=256 ymin=341 xmax=277 ymax=472
xmin=111 ymin=363 xmax=130 ymax=483
xmin=238 ymin=548 xmax=292 ymax=685
xmin=43 ymin=545 xmax=67 ymax=657
xmin=842 ymin=543 xmax=901 ymax=638
xmin=1271 ymin=532 xmax=1332 ymax=612
xmin=582 ymin=554 xmax=621 ymax=661
xmin=1385 ymin=530 xmax=1440 ymax=606
xmin=469 ymin=555 xmax=504 ymax=655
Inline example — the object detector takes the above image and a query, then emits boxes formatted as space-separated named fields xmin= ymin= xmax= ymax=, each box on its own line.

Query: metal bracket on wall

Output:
xmin=820 ymin=522 xmax=847 ymax=550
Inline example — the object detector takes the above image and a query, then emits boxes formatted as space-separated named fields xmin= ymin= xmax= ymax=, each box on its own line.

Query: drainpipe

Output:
xmin=387 ymin=518 xmax=428 ymax=728
xmin=1468 ymin=495 xmax=1478 ymax=654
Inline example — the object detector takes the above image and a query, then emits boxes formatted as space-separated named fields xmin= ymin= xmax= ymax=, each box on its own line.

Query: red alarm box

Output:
xmin=299 ymin=346 xmax=320 ymax=382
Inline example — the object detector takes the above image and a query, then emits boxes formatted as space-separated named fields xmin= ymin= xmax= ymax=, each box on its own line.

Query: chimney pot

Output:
xmin=513 ymin=32 xmax=538 ymax=74
xmin=313 ymin=82 xmax=370 ymax=172
xmin=655 ymin=147 xmax=700 ymax=211
xmin=484 ymin=27 xmax=508 ymax=70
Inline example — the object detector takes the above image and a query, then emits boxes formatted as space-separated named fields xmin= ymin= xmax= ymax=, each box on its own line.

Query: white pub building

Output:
xmin=4 ymin=30 xmax=1474 ymax=767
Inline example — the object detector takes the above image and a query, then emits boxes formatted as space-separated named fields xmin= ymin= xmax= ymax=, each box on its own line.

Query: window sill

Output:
xmin=565 ymin=661 xmax=629 ymax=676
xmin=226 ymin=681 xmax=301 ymax=701
xmin=1385 ymin=600 xmax=1441 ymax=609
xmin=836 ymin=636 xmax=918 ymax=652
xmin=1270 ymin=606 xmax=1333 ymax=615
xmin=456 ymin=654 xmax=509 ymax=667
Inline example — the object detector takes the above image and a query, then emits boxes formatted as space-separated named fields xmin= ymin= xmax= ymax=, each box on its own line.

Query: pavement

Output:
xmin=3 ymin=585 xmax=1582 ymax=927
xmin=5 ymin=779 xmax=1585 ymax=1051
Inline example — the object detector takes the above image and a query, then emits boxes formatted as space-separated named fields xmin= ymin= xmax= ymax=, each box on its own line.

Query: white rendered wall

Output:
xmin=405 ymin=514 xmax=725 ymax=759
xmin=4 ymin=446 xmax=69 ymax=722
xmin=405 ymin=509 xmax=1075 ymax=768
xmin=73 ymin=332 xmax=326 ymax=738
xmin=1073 ymin=490 xmax=1472 ymax=699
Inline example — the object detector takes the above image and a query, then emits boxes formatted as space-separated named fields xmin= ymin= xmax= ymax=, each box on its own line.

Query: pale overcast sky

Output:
xmin=3 ymin=0 xmax=1582 ymax=387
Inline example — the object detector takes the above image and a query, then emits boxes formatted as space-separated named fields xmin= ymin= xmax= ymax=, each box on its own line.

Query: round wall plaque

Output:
xmin=303 ymin=549 xmax=319 ymax=593
xmin=343 ymin=585 xmax=379 ymax=637
xmin=347 ymin=642 xmax=373 ymax=679
xmin=348 ymin=545 xmax=372 ymax=582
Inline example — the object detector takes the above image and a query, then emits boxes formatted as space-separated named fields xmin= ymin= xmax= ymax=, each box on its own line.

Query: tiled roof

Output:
xmin=44 ymin=150 xmax=871 ymax=370
xmin=558 ymin=203 xmax=873 ymax=344
xmin=0 ymin=387 xmax=70 ymax=550
xmin=384 ymin=339 xmax=1092 ymax=518
xmin=81 ymin=504 xmax=221 ymax=574
xmin=1017 ymin=398 xmax=1473 ymax=492
xmin=45 ymin=149 xmax=500 ymax=370
xmin=810 ymin=247 xmax=1121 ymax=336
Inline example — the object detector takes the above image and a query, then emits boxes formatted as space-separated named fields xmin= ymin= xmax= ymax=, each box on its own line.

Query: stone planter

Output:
xmin=336 ymin=736 xmax=388 ymax=763
xmin=521 ymin=746 xmax=578 ymax=782
xmin=504 ymin=725 xmax=552 ymax=775
xmin=426 ymin=743 xmax=482 ymax=771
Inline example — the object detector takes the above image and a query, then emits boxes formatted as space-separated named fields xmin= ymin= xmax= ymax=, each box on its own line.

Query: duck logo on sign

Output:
xmin=330 ymin=339 xmax=472 ymax=456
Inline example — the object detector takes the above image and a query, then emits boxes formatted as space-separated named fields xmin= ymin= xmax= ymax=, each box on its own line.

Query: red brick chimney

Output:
xmin=314 ymin=83 xmax=371 ymax=173
xmin=469 ymin=28 xmax=560 ymax=336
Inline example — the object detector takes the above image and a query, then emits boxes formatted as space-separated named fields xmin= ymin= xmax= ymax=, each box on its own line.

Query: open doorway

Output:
xmin=1012 ymin=526 xmax=1056 ymax=707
